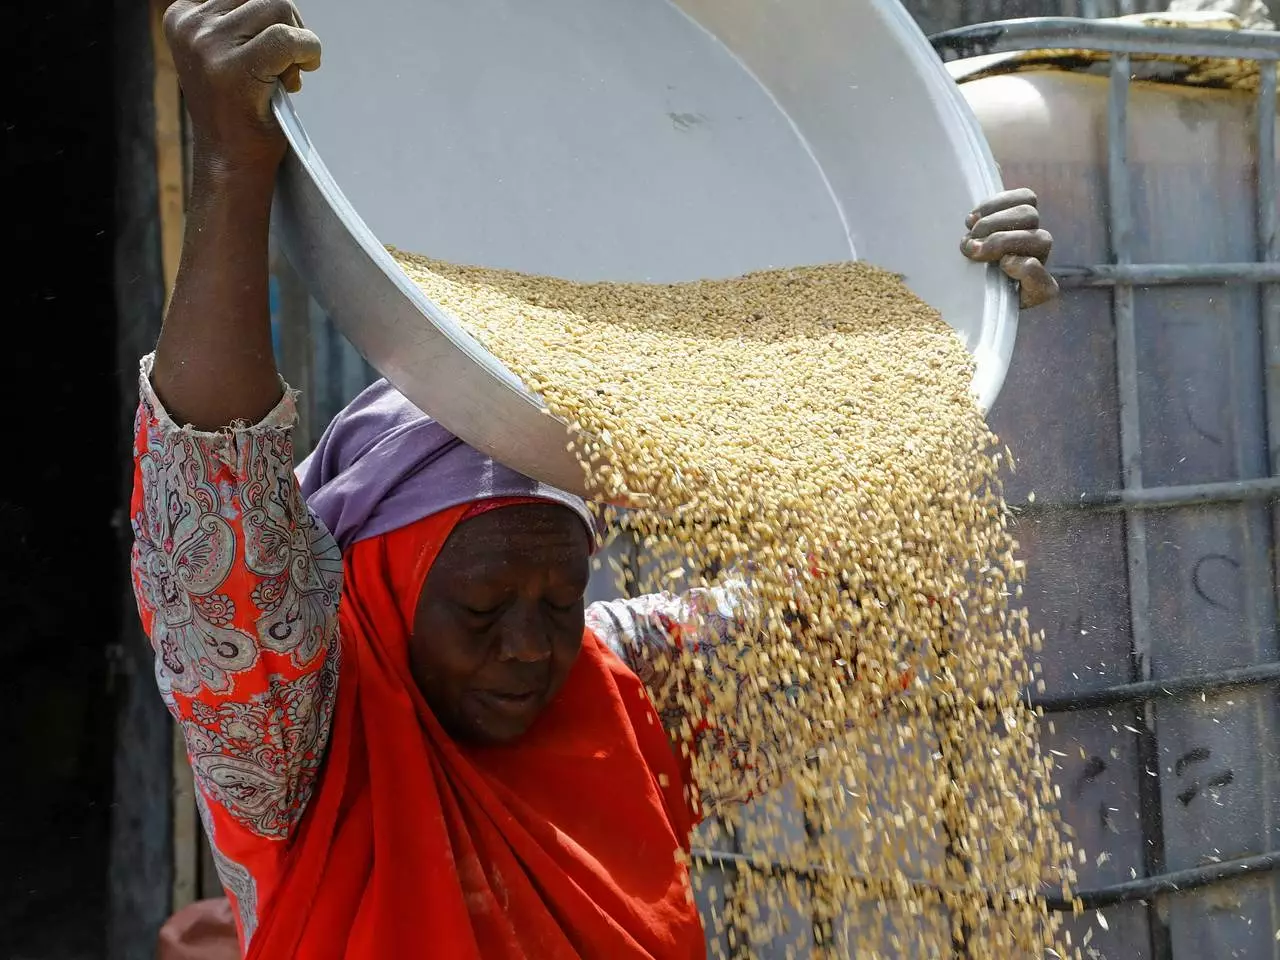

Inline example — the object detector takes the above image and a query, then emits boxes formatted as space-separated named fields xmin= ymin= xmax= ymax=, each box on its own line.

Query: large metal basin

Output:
xmin=272 ymin=0 xmax=1014 ymax=499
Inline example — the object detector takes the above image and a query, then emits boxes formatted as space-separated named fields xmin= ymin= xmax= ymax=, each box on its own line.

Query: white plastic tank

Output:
xmin=958 ymin=66 xmax=1280 ymax=958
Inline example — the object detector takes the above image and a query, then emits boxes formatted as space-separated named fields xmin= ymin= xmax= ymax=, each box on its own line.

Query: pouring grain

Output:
xmin=393 ymin=249 xmax=1078 ymax=958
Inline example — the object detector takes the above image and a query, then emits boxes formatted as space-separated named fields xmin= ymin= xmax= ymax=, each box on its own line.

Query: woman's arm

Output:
xmin=588 ymin=583 xmax=822 ymax=815
xmin=151 ymin=0 xmax=321 ymax=429
xmin=590 ymin=585 xmax=918 ymax=817
xmin=132 ymin=360 xmax=344 ymax=942
xmin=131 ymin=5 xmax=331 ymax=942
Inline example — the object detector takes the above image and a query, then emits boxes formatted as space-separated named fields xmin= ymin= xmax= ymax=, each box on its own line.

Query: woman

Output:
xmin=143 ymin=2 xmax=1058 ymax=957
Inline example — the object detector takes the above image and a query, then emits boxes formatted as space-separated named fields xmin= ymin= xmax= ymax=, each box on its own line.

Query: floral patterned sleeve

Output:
xmin=130 ymin=354 xmax=343 ymax=947
xmin=588 ymin=586 xmax=916 ymax=817
xmin=586 ymin=584 xmax=812 ymax=815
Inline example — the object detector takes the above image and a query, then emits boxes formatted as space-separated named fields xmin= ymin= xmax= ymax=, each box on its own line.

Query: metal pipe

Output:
xmin=1029 ymin=660 xmax=1280 ymax=713
xmin=1252 ymin=58 xmax=1279 ymax=927
xmin=689 ymin=846 xmax=1280 ymax=912
xmin=1106 ymin=51 xmax=1150 ymax=697
xmin=688 ymin=848 xmax=1016 ymax=905
xmin=1104 ymin=53 xmax=1173 ymax=959
xmin=1044 ymin=850 xmax=1280 ymax=909
xmin=1258 ymin=62 xmax=1279 ymax=491
xmin=931 ymin=18 xmax=1280 ymax=63
xmin=1014 ymin=475 xmax=1280 ymax=512
xmin=1260 ymin=63 xmax=1279 ymax=265
xmin=1053 ymin=262 xmax=1280 ymax=288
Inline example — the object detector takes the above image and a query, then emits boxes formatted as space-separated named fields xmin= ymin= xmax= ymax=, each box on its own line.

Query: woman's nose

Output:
xmin=496 ymin=603 xmax=552 ymax=663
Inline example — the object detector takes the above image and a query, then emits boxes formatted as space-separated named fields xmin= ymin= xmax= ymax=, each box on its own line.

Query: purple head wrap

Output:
xmin=296 ymin=379 xmax=593 ymax=551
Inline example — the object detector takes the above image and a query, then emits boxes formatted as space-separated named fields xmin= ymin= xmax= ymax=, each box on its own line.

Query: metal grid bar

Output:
xmin=1015 ymin=475 xmax=1280 ymax=511
xmin=1259 ymin=60 xmax=1279 ymax=541
xmin=931 ymin=17 xmax=1280 ymax=63
xmin=929 ymin=20 xmax=1279 ymax=948
xmin=689 ymin=846 xmax=1280 ymax=912
xmin=1103 ymin=59 xmax=1172 ymax=958
xmin=1054 ymin=262 xmax=1280 ymax=287
xmin=1030 ymin=660 xmax=1280 ymax=712
xmin=1043 ymin=850 xmax=1280 ymax=909
xmin=1253 ymin=61 xmax=1279 ymax=945
xmin=686 ymin=24 xmax=1280 ymax=951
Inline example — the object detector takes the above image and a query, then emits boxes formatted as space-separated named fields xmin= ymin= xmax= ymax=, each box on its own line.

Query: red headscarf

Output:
xmin=243 ymin=502 xmax=704 ymax=959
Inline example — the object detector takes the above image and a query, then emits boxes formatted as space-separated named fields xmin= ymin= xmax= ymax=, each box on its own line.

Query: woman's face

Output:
xmin=412 ymin=503 xmax=591 ymax=744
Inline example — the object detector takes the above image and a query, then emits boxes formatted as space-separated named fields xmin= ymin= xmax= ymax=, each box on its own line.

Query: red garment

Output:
xmin=246 ymin=505 xmax=704 ymax=959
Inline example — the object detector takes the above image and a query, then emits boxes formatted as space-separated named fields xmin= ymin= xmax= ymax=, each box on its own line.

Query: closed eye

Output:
xmin=458 ymin=600 xmax=505 ymax=619
xmin=545 ymin=594 xmax=584 ymax=613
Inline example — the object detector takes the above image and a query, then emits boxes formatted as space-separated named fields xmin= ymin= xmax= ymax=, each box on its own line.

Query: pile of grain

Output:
xmin=393 ymin=249 xmax=1078 ymax=958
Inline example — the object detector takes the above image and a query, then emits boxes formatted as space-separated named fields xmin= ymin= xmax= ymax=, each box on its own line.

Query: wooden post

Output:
xmin=145 ymin=0 xmax=205 ymax=917
xmin=108 ymin=0 xmax=179 ymax=954
xmin=152 ymin=0 xmax=185 ymax=301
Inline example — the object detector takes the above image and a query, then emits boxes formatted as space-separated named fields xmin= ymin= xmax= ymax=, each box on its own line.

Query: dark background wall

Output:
xmin=1 ymin=2 xmax=120 ymax=959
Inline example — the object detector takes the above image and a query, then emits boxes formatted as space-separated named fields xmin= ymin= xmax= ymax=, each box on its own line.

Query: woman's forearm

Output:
xmin=151 ymin=153 xmax=282 ymax=431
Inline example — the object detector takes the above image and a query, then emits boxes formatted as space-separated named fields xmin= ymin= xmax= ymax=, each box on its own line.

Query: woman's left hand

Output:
xmin=961 ymin=188 xmax=1059 ymax=309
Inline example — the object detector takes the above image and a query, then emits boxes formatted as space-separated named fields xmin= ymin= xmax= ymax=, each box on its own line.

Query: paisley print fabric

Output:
xmin=587 ymin=586 xmax=810 ymax=810
xmin=132 ymin=416 xmax=260 ymax=696
xmin=131 ymin=357 xmax=344 ymax=952
xmin=185 ymin=655 xmax=340 ymax=839
xmin=196 ymin=792 xmax=259 ymax=946
xmin=239 ymin=429 xmax=343 ymax=665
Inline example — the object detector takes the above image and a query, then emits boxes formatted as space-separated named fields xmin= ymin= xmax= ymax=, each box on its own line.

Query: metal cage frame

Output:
xmin=687 ymin=17 xmax=1280 ymax=956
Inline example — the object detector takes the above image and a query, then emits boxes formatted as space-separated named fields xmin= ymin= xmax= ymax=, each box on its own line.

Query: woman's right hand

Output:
xmin=164 ymin=0 xmax=322 ymax=174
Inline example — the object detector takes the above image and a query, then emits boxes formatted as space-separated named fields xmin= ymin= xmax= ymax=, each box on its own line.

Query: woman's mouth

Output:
xmin=473 ymin=688 xmax=541 ymax=716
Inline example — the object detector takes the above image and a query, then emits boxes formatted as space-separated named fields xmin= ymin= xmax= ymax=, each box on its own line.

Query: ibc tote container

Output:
xmin=935 ymin=17 xmax=1280 ymax=959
